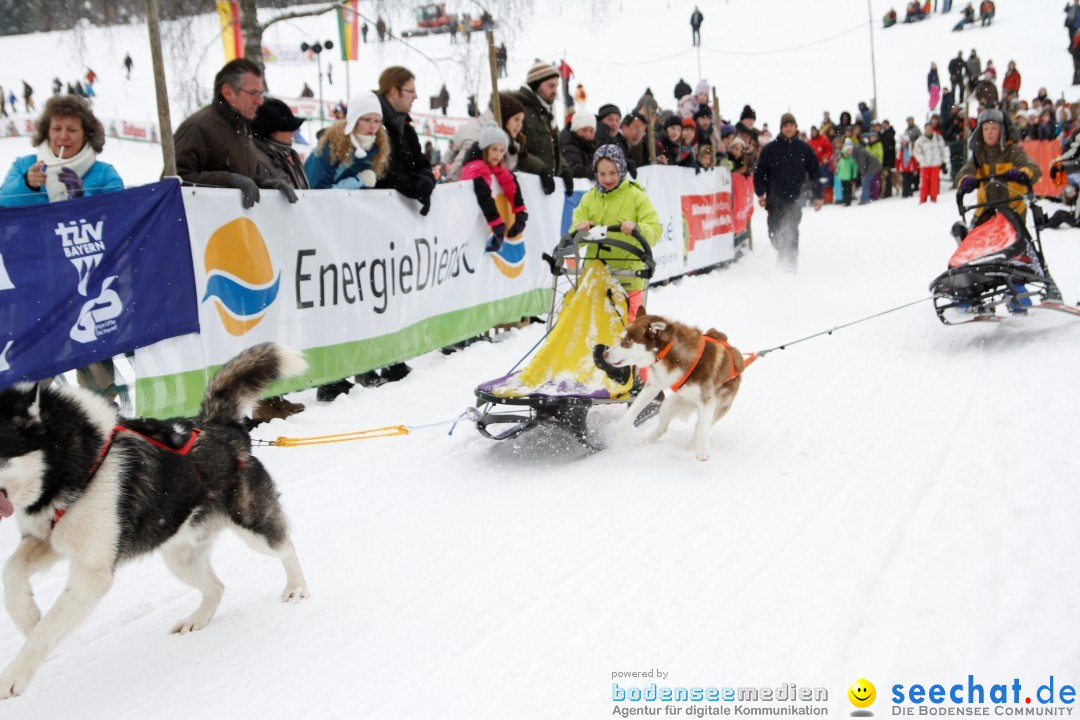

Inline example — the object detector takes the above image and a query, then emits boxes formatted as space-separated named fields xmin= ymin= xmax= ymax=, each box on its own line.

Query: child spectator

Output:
xmin=461 ymin=123 xmax=527 ymax=252
xmin=570 ymin=144 xmax=661 ymax=324
xmin=895 ymin=136 xmax=920 ymax=197
xmin=836 ymin=140 xmax=859 ymax=206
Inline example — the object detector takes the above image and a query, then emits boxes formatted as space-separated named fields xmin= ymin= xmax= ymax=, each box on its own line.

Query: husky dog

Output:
xmin=604 ymin=314 xmax=748 ymax=461
xmin=0 ymin=343 xmax=310 ymax=699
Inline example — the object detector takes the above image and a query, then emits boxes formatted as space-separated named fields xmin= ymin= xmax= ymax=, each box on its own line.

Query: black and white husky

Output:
xmin=0 ymin=343 xmax=310 ymax=699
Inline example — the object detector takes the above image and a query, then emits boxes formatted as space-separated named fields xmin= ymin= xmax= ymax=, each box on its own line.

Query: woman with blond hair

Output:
xmin=304 ymin=91 xmax=390 ymax=189
xmin=0 ymin=94 xmax=123 ymax=206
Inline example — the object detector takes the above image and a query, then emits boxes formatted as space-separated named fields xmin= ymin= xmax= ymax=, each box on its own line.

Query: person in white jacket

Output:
xmin=913 ymin=122 xmax=947 ymax=203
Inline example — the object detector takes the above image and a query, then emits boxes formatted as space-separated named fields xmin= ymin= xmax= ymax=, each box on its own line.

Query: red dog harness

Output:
xmin=655 ymin=336 xmax=758 ymax=393
xmin=53 ymin=425 xmax=202 ymax=528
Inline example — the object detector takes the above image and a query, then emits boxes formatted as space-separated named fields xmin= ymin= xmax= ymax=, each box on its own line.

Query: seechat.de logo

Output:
xmin=850 ymin=678 xmax=877 ymax=715
xmin=488 ymin=193 xmax=525 ymax=279
xmin=202 ymin=217 xmax=281 ymax=336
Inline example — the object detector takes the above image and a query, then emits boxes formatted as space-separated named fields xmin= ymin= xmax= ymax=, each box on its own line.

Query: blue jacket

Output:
xmin=304 ymin=141 xmax=382 ymax=190
xmin=0 ymin=154 xmax=125 ymax=207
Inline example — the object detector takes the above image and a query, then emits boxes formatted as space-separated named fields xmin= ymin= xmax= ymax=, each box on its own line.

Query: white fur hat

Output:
xmin=346 ymin=91 xmax=383 ymax=135
xmin=570 ymin=111 xmax=596 ymax=132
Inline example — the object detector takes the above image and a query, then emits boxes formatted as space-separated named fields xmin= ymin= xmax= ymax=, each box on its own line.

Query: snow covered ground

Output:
xmin=1 ymin=1 xmax=1080 ymax=719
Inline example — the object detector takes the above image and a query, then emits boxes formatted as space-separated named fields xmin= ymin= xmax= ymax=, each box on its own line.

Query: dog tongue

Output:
xmin=0 ymin=491 xmax=13 ymax=519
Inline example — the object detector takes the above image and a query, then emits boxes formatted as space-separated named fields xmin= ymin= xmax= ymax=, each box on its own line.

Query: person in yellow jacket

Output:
xmin=956 ymin=107 xmax=1041 ymax=222
xmin=569 ymin=144 xmax=661 ymax=322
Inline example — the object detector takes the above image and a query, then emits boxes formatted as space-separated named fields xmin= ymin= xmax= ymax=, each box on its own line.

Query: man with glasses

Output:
xmin=375 ymin=66 xmax=436 ymax=217
xmin=174 ymin=58 xmax=297 ymax=209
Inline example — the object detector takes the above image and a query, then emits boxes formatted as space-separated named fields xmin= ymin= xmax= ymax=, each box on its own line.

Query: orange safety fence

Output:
xmin=1020 ymin=140 xmax=1064 ymax=198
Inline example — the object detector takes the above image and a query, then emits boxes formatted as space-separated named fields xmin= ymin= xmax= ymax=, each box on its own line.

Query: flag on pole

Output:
xmin=217 ymin=1 xmax=244 ymax=61
xmin=337 ymin=0 xmax=360 ymax=61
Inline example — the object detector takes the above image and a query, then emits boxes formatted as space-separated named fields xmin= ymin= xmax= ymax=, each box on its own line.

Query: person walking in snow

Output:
xmin=928 ymin=62 xmax=941 ymax=111
xmin=22 ymin=82 xmax=34 ymax=112
xmin=753 ymin=113 xmax=823 ymax=271
xmin=690 ymin=6 xmax=704 ymax=46
xmin=913 ymin=122 xmax=947 ymax=202
xmin=123 ymin=53 xmax=133 ymax=80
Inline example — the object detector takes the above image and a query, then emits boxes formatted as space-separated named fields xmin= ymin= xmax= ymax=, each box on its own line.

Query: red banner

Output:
xmin=681 ymin=192 xmax=732 ymax=252
xmin=1020 ymin=140 xmax=1063 ymax=198
xmin=730 ymin=173 xmax=755 ymax=236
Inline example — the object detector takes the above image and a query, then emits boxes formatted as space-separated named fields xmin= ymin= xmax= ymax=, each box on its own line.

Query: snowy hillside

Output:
xmin=2 ymin=1 xmax=1080 ymax=719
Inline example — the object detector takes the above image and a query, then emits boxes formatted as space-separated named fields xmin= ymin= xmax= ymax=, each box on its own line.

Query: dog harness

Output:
xmin=53 ymin=425 xmax=202 ymax=528
xmin=655 ymin=336 xmax=757 ymax=393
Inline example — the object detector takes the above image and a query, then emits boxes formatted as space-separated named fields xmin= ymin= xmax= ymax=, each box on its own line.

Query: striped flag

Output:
xmin=336 ymin=0 xmax=360 ymax=61
xmin=217 ymin=1 xmax=244 ymax=61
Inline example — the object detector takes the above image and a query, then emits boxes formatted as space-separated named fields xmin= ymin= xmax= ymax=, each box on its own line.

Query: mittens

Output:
xmin=58 ymin=167 xmax=84 ymax=198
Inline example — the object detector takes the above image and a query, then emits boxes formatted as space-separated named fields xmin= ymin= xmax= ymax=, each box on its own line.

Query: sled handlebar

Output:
xmin=544 ymin=225 xmax=656 ymax=279
xmin=956 ymin=173 xmax=1035 ymax=215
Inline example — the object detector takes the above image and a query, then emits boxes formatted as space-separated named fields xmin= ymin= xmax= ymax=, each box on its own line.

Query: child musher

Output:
xmin=461 ymin=123 xmax=527 ymax=251
xmin=571 ymin=144 xmax=661 ymax=324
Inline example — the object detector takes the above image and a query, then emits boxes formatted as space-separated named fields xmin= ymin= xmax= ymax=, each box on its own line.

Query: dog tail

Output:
xmin=199 ymin=343 xmax=308 ymax=424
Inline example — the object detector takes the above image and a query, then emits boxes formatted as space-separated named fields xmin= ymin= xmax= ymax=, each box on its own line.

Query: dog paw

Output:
xmin=169 ymin=615 xmax=211 ymax=635
xmin=0 ymin=664 xmax=33 ymax=700
xmin=282 ymin=585 xmax=310 ymax=603
xmin=695 ymin=451 xmax=710 ymax=462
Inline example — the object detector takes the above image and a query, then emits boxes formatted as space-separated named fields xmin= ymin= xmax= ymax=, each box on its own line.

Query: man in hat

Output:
xmin=595 ymin=103 xmax=621 ymax=146
xmin=753 ymin=113 xmax=823 ymax=271
xmin=174 ymin=58 xmax=297 ymax=209
xmin=512 ymin=60 xmax=573 ymax=196
xmin=251 ymin=98 xmax=308 ymax=194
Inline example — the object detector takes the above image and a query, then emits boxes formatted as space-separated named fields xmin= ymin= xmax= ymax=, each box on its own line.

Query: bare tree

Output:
xmin=237 ymin=0 xmax=346 ymax=68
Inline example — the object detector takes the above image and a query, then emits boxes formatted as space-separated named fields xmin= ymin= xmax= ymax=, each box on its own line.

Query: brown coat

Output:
xmin=173 ymin=99 xmax=262 ymax=187
xmin=253 ymin=136 xmax=310 ymax=190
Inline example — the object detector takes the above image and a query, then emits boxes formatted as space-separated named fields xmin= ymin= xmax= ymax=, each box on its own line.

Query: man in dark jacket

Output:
xmin=880 ymin=119 xmax=897 ymax=198
xmin=252 ymin=99 xmax=308 ymax=193
xmin=948 ymin=51 xmax=966 ymax=102
xmin=690 ymin=6 xmax=704 ymax=46
xmin=615 ymin=112 xmax=651 ymax=178
xmin=753 ymin=113 xmax=822 ymax=271
xmin=375 ymin=66 xmax=436 ymax=215
xmin=513 ymin=61 xmax=574 ymax=196
xmin=173 ymin=58 xmax=298 ymax=209
xmin=560 ymin=111 xmax=596 ymax=179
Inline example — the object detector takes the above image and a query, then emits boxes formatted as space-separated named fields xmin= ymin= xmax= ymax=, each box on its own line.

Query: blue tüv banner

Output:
xmin=0 ymin=179 xmax=199 ymax=386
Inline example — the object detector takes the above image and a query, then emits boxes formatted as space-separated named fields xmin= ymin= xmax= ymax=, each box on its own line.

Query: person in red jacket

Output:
xmin=1002 ymin=60 xmax=1021 ymax=95
xmin=895 ymin=135 xmax=920 ymax=198
xmin=808 ymin=125 xmax=833 ymax=202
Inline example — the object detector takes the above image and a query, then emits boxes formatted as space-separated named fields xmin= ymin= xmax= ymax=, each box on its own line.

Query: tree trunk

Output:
xmin=239 ymin=0 xmax=263 ymax=67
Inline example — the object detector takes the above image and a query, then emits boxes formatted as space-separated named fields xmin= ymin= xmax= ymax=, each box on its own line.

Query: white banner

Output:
xmin=134 ymin=167 xmax=744 ymax=417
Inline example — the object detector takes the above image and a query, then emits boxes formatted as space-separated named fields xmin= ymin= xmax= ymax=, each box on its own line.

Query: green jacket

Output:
xmin=836 ymin=154 xmax=858 ymax=181
xmin=513 ymin=86 xmax=568 ymax=178
xmin=569 ymin=180 xmax=662 ymax=290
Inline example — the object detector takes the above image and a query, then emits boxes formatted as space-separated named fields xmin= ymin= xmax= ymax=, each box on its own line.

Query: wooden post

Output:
xmin=486 ymin=26 xmax=500 ymax=126
xmin=712 ymin=88 xmax=720 ymax=121
xmin=646 ymin=109 xmax=657 ymax=165
xmin=146 ymin=0 xmax=176 ymax=176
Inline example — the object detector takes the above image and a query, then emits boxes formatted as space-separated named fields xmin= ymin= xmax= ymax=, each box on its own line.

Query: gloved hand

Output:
xmin=958 ymin=176 xmax=979 ymax=195
xmin=419 ymin=194 xmax=432 ymax=216
xmin=627 ymin=164 xmax=638 ymax=180
xmin=58 ymin=167 xmax=84 ymax=198
xmin=539 ymin=172 xmax=556 ymax=195
xmin=258 ymin=177 xmax=299 ymax=203
xmin=334 ymin=176 xmax=364 ymax=190
xmin=358 ymin=169 xmax=377 ymax=187
xmin=1001 ymin=169 xmax=1029 ymax=185
xmin=415 ymin=173 xmax=436 ymax=198
xmin=507 ymin=211 xmax=528 ymax=237
xmin=561 ymin=170 xmax=574 ymax=196
xmin=228 ymin=173 xmax=260 ymax=209
xmin=487 ymin=223 xmax=506 ymax=252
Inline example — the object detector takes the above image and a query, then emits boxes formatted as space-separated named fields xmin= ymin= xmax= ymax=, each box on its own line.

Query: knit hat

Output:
xmin=729 ymin=136 xmax=747 ymax=151
xmin=780 ymin=112 xmax=796 ymax=127
xmin=346 ymin=91 xmax=383 ymax=136
xmin=740 ymin=104 xmax=756 ymax=121
xmin=693 ymin=105 xmax=713 ymax=120
xmin=663 ymin=114 xmax=684 ymax=130
xmin=694 ymin=79 xmax=710 ymax=96
xmin=596 ymin=103 xmax=621 ymax=122
xmin=479 ymin=122 xmax=510 ymax=150
xmin=719 ymin=123 xmax=736 ymax=138
xmin=682 ymin=117 xmax=697 ymax=129
xmin=570 ymin=111 xmax=596 ymax=132
xmin=499 ymin=94 xmax=525 ymax=126
xmin=526 ymin=60 xmax=559 ymax=88
xmin=592 ymin=144 xmax=627 ymax=191
xmin=252 ymin=98 xmax=304 ymax=138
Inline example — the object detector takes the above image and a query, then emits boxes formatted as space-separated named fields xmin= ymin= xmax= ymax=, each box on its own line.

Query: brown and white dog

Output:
xmin=604 ymin=314 xmax=750 ymax=461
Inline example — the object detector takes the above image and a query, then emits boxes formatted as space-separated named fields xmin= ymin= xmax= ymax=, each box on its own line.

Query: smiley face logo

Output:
xmin=848 ymin=679 xmax=876 ymax=709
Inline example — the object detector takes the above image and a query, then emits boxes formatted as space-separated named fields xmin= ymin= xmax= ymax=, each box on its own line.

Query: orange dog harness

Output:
xmin=655 ymin=336 xmax=758 ymax=393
